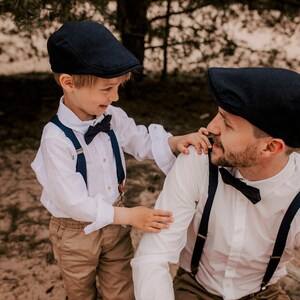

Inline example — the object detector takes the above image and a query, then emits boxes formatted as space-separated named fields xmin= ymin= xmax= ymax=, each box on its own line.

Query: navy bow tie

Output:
xmin=219 ymin=167 xmax=261 ymax=204
xmin=84 ymin=114 xmax=112 ymax=145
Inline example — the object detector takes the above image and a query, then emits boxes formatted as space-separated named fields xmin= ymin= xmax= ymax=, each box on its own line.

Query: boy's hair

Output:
xmin=54 ymin=73 xmax=131 ymax=88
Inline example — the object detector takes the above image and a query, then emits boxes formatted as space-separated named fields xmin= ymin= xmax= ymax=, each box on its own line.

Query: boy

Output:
xmin=31 ymin=21 xmax=210 ymax=300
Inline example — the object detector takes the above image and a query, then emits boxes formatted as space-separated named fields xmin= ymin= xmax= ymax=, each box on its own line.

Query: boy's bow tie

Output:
xmin=219 ymin=167 xmax=261 ymax=204
xmin=84 ymin=114 xmax=112 ymax=145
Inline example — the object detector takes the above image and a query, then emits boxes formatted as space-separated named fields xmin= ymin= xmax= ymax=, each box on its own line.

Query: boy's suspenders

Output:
xmin=191 ymin=155 xmax=300 ymax=290
xmin=51 ymin=115 xmax=87 ymax=184
xmin=50 ymin=115 xmax=125 ymax=190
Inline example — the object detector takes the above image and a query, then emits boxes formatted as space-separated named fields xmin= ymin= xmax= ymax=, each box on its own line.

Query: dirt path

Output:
xmin=1 ymin=149 xmax=300 ymax=299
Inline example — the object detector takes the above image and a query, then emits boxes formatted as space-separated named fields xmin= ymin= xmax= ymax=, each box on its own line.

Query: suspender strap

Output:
xmin=108 ymin=129 xmax=125 ymax=184
xmin=50 ymin=115 xmax=125 ymax=187
xmin=190 ymin=154 xmax=300 ymax=288
xmin=50 ymin=115 xmax=87 ymax=185
xmin=261 ymin=191 xmax=300 ymax=289
xmin=190 ymin=155 xmax=218 ymax=276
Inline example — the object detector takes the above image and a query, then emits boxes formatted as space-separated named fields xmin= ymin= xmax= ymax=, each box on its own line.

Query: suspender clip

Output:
xmin=197 ymin=233 xmax=206 ymax=240
xmin=76 ymin=148 xmax=84 ymax=155
xmin=118 ymin=182 xmax=125 ymax=195
xmin=270 ymin=256 xmax=281 ymax=260
xmin=190 ymin=266 xmax=198 ymax=276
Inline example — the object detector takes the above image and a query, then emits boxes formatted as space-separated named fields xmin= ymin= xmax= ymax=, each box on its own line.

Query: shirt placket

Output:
xmin=223 ymin=197 xmax=248 ymax=299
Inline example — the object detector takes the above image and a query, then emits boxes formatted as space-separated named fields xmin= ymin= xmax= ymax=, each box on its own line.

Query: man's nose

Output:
xmin=207 ymin=115 xmax=220 ymax=136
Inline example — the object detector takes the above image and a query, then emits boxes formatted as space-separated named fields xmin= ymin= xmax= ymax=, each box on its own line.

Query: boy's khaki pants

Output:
xmin=173 ymin=267 xmax=291 ymax=300
xmin=49 ymin=216 xmax=134 ymax=300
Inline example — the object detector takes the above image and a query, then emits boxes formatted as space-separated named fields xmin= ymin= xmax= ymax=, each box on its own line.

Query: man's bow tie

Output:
xmin=84 ymin=114 xmax=112 ymax=145
xmin=219 ymin=167 xmax=261 ymax=204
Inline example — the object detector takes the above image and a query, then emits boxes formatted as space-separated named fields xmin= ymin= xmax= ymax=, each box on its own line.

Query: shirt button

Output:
xmin=108 ymin=186 xmax=111 ymax=190
xmin=103 ymin=158 xmax=106 ymax=162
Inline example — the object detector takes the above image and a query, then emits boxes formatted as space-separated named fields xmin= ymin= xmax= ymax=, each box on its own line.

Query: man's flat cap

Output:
xmin=47 ymin=21 xmax=141 ymax=78
xmin=207 ymin=67 xmax=300 ymax=148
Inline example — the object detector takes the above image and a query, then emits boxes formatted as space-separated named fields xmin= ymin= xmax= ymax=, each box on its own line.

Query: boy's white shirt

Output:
xmin=31 ymin=98 xmax=175 ymax=234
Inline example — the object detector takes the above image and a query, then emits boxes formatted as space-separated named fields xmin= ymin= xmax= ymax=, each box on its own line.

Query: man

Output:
xmin=131 ymin=67 xmax=300 ymax=300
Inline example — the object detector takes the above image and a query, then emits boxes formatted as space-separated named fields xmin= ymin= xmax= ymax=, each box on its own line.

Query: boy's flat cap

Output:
xmin=207 ymin=67 xmax=300 ymax=148
xmin=47 ymin=21 xmax=141 ymax=78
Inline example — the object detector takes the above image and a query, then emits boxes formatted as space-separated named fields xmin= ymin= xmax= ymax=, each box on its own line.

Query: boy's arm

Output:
xmin=113 ymin=206 xmax=173 ymax=232
xmin=168 ymin=127 xmax=212 ymax=155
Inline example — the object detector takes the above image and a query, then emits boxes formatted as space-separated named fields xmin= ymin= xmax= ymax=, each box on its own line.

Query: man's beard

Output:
xmin=210 ymin=141 xmax=259 ymax=168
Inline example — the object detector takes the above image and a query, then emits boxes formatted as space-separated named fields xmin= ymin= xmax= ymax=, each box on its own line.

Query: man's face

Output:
xmin=207 ymin=108 xmax=263 ymax=168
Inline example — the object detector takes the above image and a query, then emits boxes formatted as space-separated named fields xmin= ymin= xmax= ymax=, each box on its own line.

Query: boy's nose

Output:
xmin=110 ymin=91 xmax=119 ymax=103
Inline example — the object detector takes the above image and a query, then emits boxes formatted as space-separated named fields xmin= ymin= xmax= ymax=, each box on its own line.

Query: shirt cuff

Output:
xmin=149 ymin=124 xmax=176 ymax=175
xmin=84 ymin=196 xmax=114 ymax=234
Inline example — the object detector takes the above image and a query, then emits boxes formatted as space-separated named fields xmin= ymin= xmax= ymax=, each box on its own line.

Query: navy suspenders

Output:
xmin=51 ymin=115 xmax=88 ymax=184
xmin=261 ymin=192 xmax=300 ymax=289
xmin=50 ymin=115 xmax=125 ymax=189
xmin=191 ymin=155 xmax=218 ymax=276
xmin=191 ymin=155 xmax=300 ymax=289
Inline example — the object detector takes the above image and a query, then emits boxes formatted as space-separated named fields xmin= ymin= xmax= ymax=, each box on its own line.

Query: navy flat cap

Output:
xmin=207 ymin=67 xmax=300 ymax=148
xmin=47 ymin=21 xmax=142 ymax=78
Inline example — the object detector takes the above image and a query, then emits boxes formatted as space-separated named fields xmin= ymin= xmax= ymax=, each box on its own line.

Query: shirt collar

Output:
xmin=56 ymin=97 xmax=106 ymax=135
xmin=228 ymin=153 xmax=297 ymax=198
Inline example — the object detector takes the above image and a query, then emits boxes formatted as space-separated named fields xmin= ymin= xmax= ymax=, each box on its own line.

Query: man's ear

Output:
xmin=262 ymin=138 xmax=285 ymax=157
xmin=59 ymin=74 xmax=74 ymax=92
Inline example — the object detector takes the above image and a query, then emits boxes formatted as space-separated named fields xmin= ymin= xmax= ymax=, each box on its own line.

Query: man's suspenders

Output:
xmin=261 ymin=192 xmax=300 ymax=289
xmin=190 ymin=155 xmax=218 ymax=275
xmin=191 ymin=155 xmax=300 ymax=289
xmin=50 ymin=115 xmax=125 ymax=189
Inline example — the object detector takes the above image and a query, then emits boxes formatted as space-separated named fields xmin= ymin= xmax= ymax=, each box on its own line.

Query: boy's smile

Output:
xmin=60 ymin=75 xmax=128 ymax=121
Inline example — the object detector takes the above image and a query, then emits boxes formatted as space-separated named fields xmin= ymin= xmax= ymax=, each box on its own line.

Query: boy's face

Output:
xmin=62 ymin=75 xmax=127 ymax=120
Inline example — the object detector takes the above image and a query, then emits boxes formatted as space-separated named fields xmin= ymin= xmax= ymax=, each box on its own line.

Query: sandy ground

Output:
xmin=1 ymin=148 xmax=300 ymax=300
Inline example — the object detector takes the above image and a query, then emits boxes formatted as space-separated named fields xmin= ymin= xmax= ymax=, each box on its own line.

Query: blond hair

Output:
xmin=53 ymin=73 xmax=131 ymax=88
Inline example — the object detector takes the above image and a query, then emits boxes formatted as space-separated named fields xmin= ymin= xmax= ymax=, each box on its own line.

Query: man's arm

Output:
xmin=131 ymin=148 xmax=209 ymax=300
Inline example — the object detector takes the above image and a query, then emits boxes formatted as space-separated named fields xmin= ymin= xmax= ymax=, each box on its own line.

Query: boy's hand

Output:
xmin=114 ymin=206 xmax=173 ymax=233
xmin=169 ymin=127 xmax=212 ymax=155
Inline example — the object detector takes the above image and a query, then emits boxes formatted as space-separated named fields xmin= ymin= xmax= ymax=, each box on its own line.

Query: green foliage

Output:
xmin=0 ymin=0 xmax=299 ymax=77
xmin=0 ymin=0 xmax=112 ymax=29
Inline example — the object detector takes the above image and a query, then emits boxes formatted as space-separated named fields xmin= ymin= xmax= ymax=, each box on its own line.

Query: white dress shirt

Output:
xmin=132 ymin=147 xmax=300 ymax=300
xmin=31 ymin=98 xmax=175 ymax=234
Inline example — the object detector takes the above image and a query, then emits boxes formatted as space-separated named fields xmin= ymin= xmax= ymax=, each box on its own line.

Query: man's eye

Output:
xmin=223 ymin=120 xmax=232 ymax=129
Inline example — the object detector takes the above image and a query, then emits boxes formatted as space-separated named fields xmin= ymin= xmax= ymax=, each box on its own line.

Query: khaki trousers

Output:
xmin=49 ymin=216 xmax=134 ymax=300
xmin=173 ymin=267 xmax=291 ymax=300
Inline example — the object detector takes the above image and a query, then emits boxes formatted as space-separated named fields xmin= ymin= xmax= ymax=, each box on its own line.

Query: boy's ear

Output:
xmin=262 ymin=138 xmax=285 ymax=157
xmin=59 ymin=74 xmax=74 ymax=91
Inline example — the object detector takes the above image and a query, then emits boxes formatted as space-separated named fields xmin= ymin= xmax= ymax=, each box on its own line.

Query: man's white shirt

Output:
xmin=132 ymin=147 xmax=300 ymax=300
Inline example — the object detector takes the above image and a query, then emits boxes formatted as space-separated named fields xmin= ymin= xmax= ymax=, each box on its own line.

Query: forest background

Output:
xmin=0 ymin=1 xmax=300 ymax=299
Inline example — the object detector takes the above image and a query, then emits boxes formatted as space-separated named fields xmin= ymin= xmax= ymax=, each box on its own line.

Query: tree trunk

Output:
xmin=161 ymin=0 xmax=171 ymax=81
xmin=117 ymin=0 xmax=149 ymax=79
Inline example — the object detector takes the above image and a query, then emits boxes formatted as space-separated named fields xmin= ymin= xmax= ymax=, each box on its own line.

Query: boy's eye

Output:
xmin=101 ymin=87 xmax=112 ymax=92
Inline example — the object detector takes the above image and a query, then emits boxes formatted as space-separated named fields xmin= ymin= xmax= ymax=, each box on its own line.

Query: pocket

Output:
xmin=49 ymin=218 xmax=72 ymax=260
xmin=49 ymin=219 xmax=60 ymax=260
